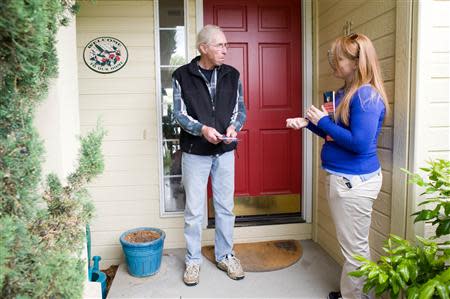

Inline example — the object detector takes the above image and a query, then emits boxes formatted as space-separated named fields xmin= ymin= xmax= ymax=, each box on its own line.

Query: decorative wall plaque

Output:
xmin=83 ymin=37 xmax=128 ymax=74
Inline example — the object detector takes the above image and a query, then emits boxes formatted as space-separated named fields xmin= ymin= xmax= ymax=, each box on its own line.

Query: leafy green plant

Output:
xmin=351 ymin=235 xmax=450 ymax=299
xmin=406 ymin=159 xmax=450 ymax=238
xmin=1 ymin=0 xmax=105 ymax=297
xmin=350 ymin=159 xmax=450 ymax=299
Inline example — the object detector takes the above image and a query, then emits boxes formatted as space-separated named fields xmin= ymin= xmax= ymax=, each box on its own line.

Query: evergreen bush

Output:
xmin=1 ymin=0 xmax=104 ymax=297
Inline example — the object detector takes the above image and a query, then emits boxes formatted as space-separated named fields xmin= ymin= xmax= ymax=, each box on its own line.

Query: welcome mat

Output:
xmin=201 ymin=240 xmax=302 ymax=272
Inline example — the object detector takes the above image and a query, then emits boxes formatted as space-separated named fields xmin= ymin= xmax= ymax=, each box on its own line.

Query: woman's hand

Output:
xmin=286 ymin=117 xmax=308 ymax=130
xmin=306 ymin=105 xmax=328 ymax=126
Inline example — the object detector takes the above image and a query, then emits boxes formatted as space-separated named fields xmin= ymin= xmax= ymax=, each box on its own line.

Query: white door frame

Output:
xmin=195 ymin=0 xmax=314 ymax=224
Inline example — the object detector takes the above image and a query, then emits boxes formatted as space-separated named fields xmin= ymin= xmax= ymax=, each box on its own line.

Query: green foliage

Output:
xmin=1 ymin=126 xmax=105 ymax=298
xmin=1 ymin=0 xmax=69 ymax=217
xmin=350 ymin=235 xmax=450 ymax=299
xmin=349 ymin=159 xmax=450 ymax=299
xmin=1 ymin=0 xmax=105 ymax=298
xmin=405 ymin=159 xmax=450 ymax=238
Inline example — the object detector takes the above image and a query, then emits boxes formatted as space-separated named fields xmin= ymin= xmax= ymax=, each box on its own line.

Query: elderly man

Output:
xmin=172 ymin=24 xmax=247 ymax=286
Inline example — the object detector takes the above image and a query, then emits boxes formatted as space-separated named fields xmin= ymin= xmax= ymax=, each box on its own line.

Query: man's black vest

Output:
xmin=172 ymin=56 xmax=240 ymax=155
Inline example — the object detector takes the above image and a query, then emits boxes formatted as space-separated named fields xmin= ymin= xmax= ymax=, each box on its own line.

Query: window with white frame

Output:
xmin=156 ymin=0 xmax=187 ymax=214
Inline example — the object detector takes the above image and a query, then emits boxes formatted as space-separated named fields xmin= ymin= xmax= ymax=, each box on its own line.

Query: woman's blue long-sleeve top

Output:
xmin=307 ymin=84 xmax=386 ymax=175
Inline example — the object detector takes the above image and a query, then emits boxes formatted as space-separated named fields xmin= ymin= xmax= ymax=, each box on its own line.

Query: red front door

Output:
xmin=205 ymin=0 xmax=302 ymax=218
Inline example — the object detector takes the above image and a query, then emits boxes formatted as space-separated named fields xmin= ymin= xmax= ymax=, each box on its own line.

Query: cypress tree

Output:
xmin=0 ymin=1 xmax=105 ymax=297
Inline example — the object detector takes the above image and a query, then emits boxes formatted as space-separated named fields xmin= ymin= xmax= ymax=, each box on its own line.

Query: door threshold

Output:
xmin=208 ymin=215 xmax=304 ymax=228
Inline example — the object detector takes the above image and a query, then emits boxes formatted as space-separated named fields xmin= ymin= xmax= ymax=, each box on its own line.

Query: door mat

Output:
xmin=201 ymin=240 xmax=302 ymax=272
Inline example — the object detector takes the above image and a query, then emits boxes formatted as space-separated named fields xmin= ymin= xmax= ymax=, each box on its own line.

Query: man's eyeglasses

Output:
xmin=208 ymin=43 xmax=230 ymax=50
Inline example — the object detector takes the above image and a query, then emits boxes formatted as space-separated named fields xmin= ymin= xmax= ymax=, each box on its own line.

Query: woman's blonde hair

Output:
xmin=328 ymin=33 xmax=389 ymax=125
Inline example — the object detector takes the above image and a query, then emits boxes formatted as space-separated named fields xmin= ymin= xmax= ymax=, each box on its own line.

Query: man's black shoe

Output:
xmin=327 ymin=291 xmax=342 ymax=299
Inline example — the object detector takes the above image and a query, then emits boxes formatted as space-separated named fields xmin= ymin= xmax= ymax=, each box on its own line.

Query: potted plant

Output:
xmin=350 ymin=159 xmax=450 ymax=299
xmin=119 ymin=227 xmax=166 ymax=277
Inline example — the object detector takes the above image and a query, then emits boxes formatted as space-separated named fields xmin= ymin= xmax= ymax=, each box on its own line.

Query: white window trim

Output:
xmin=155 ymin=0 xmax=189 ymax=217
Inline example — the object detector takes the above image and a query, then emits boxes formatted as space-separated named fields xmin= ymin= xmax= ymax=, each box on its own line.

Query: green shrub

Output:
xmin=0 ymin=0 xmax=104 ymax=298
xmin=407 ymin=159 xmax=450 ymax=238
xmin=350 ymin=159 xmax=450 ymax=299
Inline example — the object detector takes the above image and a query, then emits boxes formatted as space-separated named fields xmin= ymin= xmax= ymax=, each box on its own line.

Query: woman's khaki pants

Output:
xmin=328 ymin=172 xmax=383 ymax=299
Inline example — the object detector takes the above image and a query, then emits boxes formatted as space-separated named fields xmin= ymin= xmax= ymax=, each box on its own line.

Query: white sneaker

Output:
xmin=183 ymin=263 xmax=200 ymax=286
xmin=217 ymin=255 xmax=245 ymax=280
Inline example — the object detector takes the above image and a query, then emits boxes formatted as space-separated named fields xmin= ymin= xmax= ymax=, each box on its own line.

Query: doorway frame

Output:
xmin=196 ymin=0 xmax=313 ymax=224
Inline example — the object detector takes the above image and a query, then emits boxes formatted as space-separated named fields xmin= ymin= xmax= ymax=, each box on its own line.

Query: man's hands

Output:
xmin=201 ymin=125 xmax=237 ymax=144
xmin=286 ymin=117 xmax=308 ymax=130
xmin=223 ymin=125 xmax=237 ymax=144
xmin=201 ymin=126 xmax=222 ymax=144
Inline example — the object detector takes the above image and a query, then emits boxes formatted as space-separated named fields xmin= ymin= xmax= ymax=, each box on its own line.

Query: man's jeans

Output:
xmin=182 ymin=151 xmax=235 ymax=265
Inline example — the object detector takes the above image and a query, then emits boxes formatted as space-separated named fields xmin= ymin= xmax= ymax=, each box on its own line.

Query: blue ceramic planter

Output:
xmin=120 ymin=227 xmax=165 ymax=277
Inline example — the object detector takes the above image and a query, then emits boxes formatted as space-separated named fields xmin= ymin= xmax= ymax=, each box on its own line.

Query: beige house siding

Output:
xmin=77 ymin=0 xmax=311 ymax=268
xmin=417 ymin=0 xmax=450 ymax=161
xmin=412 ymin=0 xmax=450 ymax=239
xmin=314 ymin=0 xmax=396 ymax=264
xmin=77 ymin=0 xmax=162 ymax=268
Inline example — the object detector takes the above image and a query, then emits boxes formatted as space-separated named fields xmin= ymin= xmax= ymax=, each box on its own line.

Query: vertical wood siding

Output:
xmin=315 ymin=0 xmax=396 ymax=264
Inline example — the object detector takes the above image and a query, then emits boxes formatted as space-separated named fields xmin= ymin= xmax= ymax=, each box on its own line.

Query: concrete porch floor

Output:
xmin=107 ymin=240 xmax=340 ymax=298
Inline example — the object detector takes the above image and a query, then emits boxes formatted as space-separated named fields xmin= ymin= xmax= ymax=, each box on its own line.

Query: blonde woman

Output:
xmin=287 ymin=33 xmax=389 ymax=299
